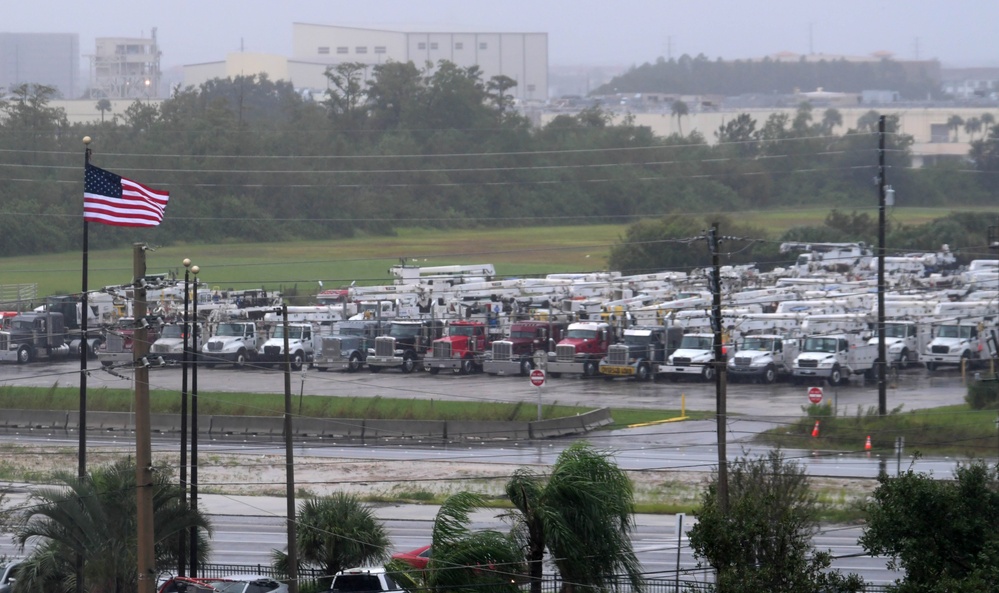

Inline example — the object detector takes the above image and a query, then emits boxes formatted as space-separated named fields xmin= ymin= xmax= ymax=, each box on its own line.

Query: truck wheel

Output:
xmin=702 ymin=365 xmax=715 ymax=382
xmin=762 ymin=365 xmax=777 ymax=385
xmin=428 ymin=367 xmax=440 ymax=375
xmin=401 ymin=352 xmax=417 ymax=374
xmin=519 ymin=357 xmax=534 ymax=377
xmin=89 ymin=339 xmax=103 ymax=359
xmin=636 ymin=363 xmax=651 ymax=382
xmin=16 ymin=345 xmax=32 ymax=364
xmin=234 ymin=350 xmax=247 ymax=369
xmin=865 ymin=361 xmax=880 ymax=383
xmin=347 ymin=352 xmax=362 ymax=372
xmin=583 ymin=361 xmax=597 ymax=377
xmin=925 ymin=361 xmax=937 ymax=372
xmin=291 ymin=351 xmax=305 ymax=371
xmin=460 ymin=357 xmax=475 ymax=375
xmin=898 ymin=349 xmax=909 ymax=370
xmin=828 ymin=366 xmax=842 ymax=387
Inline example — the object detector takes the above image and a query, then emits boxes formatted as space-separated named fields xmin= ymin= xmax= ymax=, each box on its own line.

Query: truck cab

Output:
xmin=598 ymin=325 xmax=673 ymax=381
xmin=793 ymin=333 xmax=877 ymax=386
xmin=97 ymin=316 xmax=162 ymax=368
xmin=366 ymin=319 xmax=444 ymax=373
xmin=424 ymin=320 xmax=493 ymax=375
xmin=924 ymin=320 xmax=991 ymax=371
xmin=484 ymin=320 xmax=567 ymax=376
xmin=150 ymin=321 xmax=203 ymax=363
xmin=728 ymin=333 xmax=798 ymax=384
xmin=0 ymin=311 xmax=69 ymax=364
xmin=868 ymin=321 xmax=927 ymax=369
xmin=546 ymin=321 xmax=613 ymax=378
xmin=314 ymin=319 xmax=385 ymax=372
xmin=203 ymin=321 xmax=263 ymax=368
xmin=259 ymin=322 xmax=313 ymax=370
xmin=658 ymin=332 xmax=717 ymax=382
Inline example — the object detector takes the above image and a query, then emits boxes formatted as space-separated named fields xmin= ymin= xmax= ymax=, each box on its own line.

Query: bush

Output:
xmin=966 ymin=379 xmax=999 ymax=410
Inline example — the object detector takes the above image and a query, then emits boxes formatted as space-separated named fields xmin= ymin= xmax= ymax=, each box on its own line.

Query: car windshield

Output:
xmin=679 ymin=336 xmax=712 ymax=350
xmin=215 ymin=323 xmax=245 ymax=337
xmin=390 ymin=324 xmax=421 ymax=338
xmin=566 ymin=329 xmax=597 ymax=339
xmin=803 ymin=337 xmax=838 ymax=353
xmin=740 ymin=337 xmax=774 ymax=351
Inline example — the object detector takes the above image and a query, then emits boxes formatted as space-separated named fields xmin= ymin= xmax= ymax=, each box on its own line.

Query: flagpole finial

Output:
xmin=83 ymin=136 xmax=92 ymax=145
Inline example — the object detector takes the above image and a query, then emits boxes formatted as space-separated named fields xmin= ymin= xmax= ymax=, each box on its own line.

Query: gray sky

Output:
xmin=6 ymin=0 xmax=998 ymax=69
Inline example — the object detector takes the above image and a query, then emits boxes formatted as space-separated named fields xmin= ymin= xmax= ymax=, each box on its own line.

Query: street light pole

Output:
xmin=178 ymin=258 xmax=191 ymax=577
xmin=189 ymin=265 xmax=200 ymax=576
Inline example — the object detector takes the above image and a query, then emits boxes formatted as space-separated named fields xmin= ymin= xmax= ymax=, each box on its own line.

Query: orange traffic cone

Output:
xmin=865 ymin=435 xmax=872 ymax=451
xmin=811 ymin=420 xmax=820 ymax=438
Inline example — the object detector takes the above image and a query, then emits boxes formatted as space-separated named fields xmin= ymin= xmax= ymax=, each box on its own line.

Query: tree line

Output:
xmin=0 ymin=63 xmax=996 ymax=262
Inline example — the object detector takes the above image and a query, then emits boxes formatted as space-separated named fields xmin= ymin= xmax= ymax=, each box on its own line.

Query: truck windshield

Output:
xmin=272 ymin=326 xmax=306 ymax=340
xmin=936 ymin=325 xmax=972 ymax=339
xmin=161 ymin=325 xmax=183 ymax=339
xmin=510 ymin=329 xmax=537 ymax=339
xmin=449 ymin=325 xmax=476 ymax=337
xmin=679 ymin=336 xmax=712 ymax=350
xmin=623 ymin=334 xmax=651 ymax=346
xmin=12 ymin=319 xmax=34 ymax=331
xmin=566 ymin=329 xmax=597 ymax=339
xmin=878 ymin=324 xmax=908 ymax=338
xmin=215 ymin=323 xmax=245 ymax=337
xmin=803 ymin=337 xmax=838 ymax=353
xmin=740 ymin=337 xmax=774 ymax=351
xmin=390 ymin=324 xmax=421 ymax=338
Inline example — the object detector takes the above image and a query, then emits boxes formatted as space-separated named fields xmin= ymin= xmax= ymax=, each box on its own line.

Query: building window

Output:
xmin=318 ymin=47 xmax=330 ymax=55
xmin=356 ymin=46 xmax=367 ymax=54
xmin=374 ymin=46 xmax=386 ymax=54
xmin=479 ymin=42 xmax=488 ymax=50
xmin=336 ymin=46 xmax=348 ymax=54
xmin=455 ymin=42 xmax=463 ymax=50
xmin=417 ymin=42 xmax=426 ymax=50
xmin=430 ymin=42 xmax=439 ymax=50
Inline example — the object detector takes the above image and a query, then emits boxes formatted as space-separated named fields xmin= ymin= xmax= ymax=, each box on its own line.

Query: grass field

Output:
xmin=2 ymin=206 xmax=993 ymax=301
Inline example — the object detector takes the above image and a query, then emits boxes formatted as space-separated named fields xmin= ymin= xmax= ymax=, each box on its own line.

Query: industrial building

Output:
xmin=0 ymin=32 xmax=80 ymax=98
xmin=184 ymin=23 xmax=548 ymax=102
xmin=88 ymin=30 xmax=162 ymax=99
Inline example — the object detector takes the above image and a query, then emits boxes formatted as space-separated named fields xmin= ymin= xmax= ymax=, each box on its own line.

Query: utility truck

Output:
xmin=727 ymin=333 xmax=799 ymax=384
xmin=483 ymin=319 xmax=568 ymax=376
xmin=658 ymin=332 xmax=718 ymax=382
xmin=598 ymin=325 xmax=679 ymax=381
xmin=97 ymin=316 xmax=162 ymax=368
xmin=868 ymin=320 xmax=929 ymax=369
xmin=924 ymin=318 xmax=995 ymax=371
xmin=366 ymin=319 xmax=444 ymax=373
xmin=0 ymin=295 xmax=108 ymax=364
xmin=258 ymin=322 xmax=313 ymax=370
xmin=313 ymin=319 xmax=385 ymax=372
xmin=202 ymin=321 xmax=265 ymax=368
xmin=424 ymin=319 xmax=495 ymax=375
xmin=546 ymin=321 xmax=614 ymax=378
xmin=792 ymin=333 xmax=877 ymax=386
xmin=150 ymin=321 xmax=203 ymax=363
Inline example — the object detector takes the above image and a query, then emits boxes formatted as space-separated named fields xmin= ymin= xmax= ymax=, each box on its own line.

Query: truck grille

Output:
xmin=207 ymin=341 xmax=223 ymax=352
xmin=733 ymin=356 xmax=753 ymax=366
xmin=0 ymin=334 xmax=8 ymax=350
xmin=608 ymin=345 xmax=629 ymax=365
xmin=106 ymin=333 xmax=126 ymax=353
xmin=492 ymin=341 xmax=513 ymax=361
xmin=320 ymin=337 xmax=344 ymax=360
xmin=798 ymin=359 xmax=818 ymax=368
xmin=152 ymin=343 xmax=171 ymax=354
xmin=556 ymin=344 xmax=576 ymax=363
xmin=433 ymin=342 xmax=452 ymax=359
xmin=672 ymin=357 xmax=692 ymax=366
xmin=375 ymin=336 xmax=395 ymax=357
xmin=264 ymin=345 xmax=281 ymax=356
xmin=931 ymin=345 xmax=949 ymax=354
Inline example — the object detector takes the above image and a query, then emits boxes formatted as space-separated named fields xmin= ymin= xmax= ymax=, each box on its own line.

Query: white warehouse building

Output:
xmin=184 ymin=23 xmax=548 ymax=102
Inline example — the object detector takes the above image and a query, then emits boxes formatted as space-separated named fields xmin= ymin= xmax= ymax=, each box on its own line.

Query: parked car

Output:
xmin=391 ymin=544 xmax=431 ymax=570
xmin=211 ymin=575 xmax=288 ymax=593
xmin=326 ymin=567 xmax=402 ymax=593
xmin=0 ymin=562 xmax=20 ymax=593
xmin=158 ymin=576 xmax=220 ymax=593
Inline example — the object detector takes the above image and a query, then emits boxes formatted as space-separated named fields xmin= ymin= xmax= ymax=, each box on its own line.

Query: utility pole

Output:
xmin=133 ymin=243 xmax=156 ymax=593
xmin=708 ymin=223 xmax=728 ymax=513
xmin=877 ymin=115 xmax=888 ymax=416
xmin=282 ymin=304 xmax=300 ymax=593
xmin=178 ymin=258 xmax=192 ymax=577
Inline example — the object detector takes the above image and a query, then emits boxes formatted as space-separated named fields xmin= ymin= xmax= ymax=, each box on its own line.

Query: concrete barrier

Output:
xmin=65 ymin=411 xmax=135 ymax=432
xmin=363 ymin=419 xmax=446 ymax=440
xmin=578 ymin=407 xmax=614 ymax=430
xmin=446 ymin=420 xmax=531 ymax=441
xmin=210 ymin=415 xmax=283 ymax=436
xmin=149 ymin=413 xmax=180 ymax=433
xmin=529 ymin=415 xmax=584 ymax=439
xmin=0 ymin=409 xmax=67 ymax=429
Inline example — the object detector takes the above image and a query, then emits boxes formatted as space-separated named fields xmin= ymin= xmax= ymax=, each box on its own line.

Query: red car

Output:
xmin=391 ymin=544 xmax=431 ymax=570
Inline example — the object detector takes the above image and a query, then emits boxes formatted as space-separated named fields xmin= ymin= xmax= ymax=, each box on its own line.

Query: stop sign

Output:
xmin=530 ymin=369 xmax=546 ymax=387
xmin=807 ymin=386 xmax=823 ymax=404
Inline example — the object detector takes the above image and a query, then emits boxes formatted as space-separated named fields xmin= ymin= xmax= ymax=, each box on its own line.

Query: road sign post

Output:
xmin=807 ymin=386 xmax=823 ymax=404
xmin=530 ymin=369 xmax=546 ymax=421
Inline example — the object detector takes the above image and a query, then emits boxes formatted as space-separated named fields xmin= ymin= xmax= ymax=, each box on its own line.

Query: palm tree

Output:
xmin=821 ymin=108 xmax=843 ymax=134
xmin=12 ymin=459 xmax=211 ymax=593
xmin=946 ymin=114 xmax=965 ymax=142
xmin=670 ymin=100 xmax=689 ymax=136
xmin=505 ymin=442 xmax=644 ymax=593
xmin=416 ymin=491 xmax=523 ymax=593
xmin=272 ymin=492 xmax=389 ymax=590
xmin=95 ymin=98 xmax=112 ymax=122
xmin=964 ymin=117 xmax=982 ymax=141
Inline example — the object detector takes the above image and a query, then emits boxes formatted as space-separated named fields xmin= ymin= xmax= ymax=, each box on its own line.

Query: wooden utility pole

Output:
xmin=282 ymin=304 xmax=300 ymax=593
xmin=877 ymin=115 xmax=888 ymax=416
xmin=709 ymin=223 xmax=728 ymax=513
xmin=133 ymin=243 xmax=156 ymax=593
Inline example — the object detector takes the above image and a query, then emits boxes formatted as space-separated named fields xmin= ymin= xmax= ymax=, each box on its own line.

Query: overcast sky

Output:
xmin=6 ymin=0 xmax=998 ymax=69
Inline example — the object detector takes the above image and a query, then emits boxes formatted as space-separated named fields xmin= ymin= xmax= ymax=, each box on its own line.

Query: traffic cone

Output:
xmin=811 ymin=420 xmax=820 ymax=438
xmin=865 ymin=435 xmax=872 ymax=451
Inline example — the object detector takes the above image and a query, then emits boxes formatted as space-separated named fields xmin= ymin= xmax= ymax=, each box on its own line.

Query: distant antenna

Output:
xmin=808 ymin=22 xmax=814 ymax=54
xmin=913 ymin=37 xmax=920 ymax=60
xmin=240 ymin=37 xmax=244 ymax=52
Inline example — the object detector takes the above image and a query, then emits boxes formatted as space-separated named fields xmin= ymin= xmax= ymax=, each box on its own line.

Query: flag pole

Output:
xmin=80 ymin=136 xmax=91 ymax=479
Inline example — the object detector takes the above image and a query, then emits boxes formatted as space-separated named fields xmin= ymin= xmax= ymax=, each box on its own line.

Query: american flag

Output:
xmin=84 ymin=164 xmax=169 ymax=227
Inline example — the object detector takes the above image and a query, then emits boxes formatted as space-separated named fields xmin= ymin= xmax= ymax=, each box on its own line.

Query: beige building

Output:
xmin=183 ymin=23 xmax=548 ymax=102
xmin=89 ymin=31 xmax=162 ymax=99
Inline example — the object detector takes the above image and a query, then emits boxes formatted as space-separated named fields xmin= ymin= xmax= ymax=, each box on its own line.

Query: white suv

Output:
xmin=327 ymin=567 xmax=402 ymax=593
